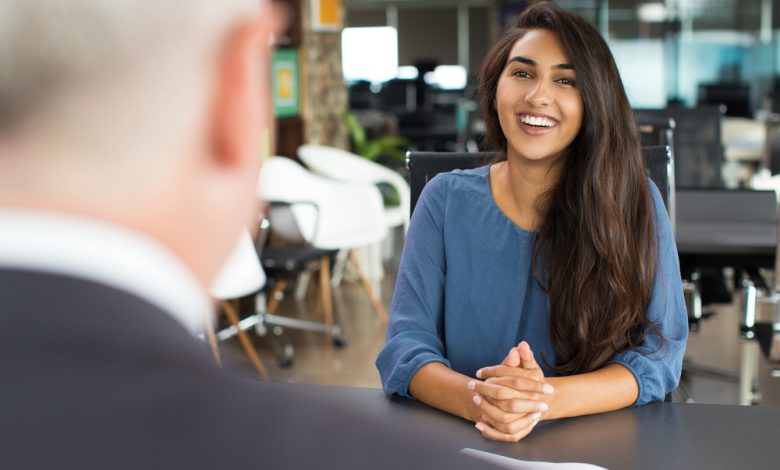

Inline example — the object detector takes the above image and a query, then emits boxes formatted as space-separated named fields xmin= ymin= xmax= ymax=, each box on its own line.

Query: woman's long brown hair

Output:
xmin=478 ymin=2 xmax=660 ymax=375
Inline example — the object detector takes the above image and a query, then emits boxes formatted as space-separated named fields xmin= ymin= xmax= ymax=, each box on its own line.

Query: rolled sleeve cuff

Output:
xmin=376 ymin=345 xmax=451 ymax=399
xmin=607 ymin=355 xmax=645 ymax=406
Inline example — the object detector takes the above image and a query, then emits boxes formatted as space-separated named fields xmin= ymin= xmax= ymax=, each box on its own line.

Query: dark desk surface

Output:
xmin=300 ymin=385 xmax=780 ymax=470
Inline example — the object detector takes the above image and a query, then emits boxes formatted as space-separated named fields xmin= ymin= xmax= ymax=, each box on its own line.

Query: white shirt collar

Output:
xmin=0 ymin=210 xmax=212 ymax=334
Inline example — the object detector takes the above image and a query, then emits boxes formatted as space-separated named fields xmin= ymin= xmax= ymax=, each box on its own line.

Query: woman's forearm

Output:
xmin=408 ymin=362 xmax=480 ymax=422
xmin=543 ymin=363 xmax=639 ymax=420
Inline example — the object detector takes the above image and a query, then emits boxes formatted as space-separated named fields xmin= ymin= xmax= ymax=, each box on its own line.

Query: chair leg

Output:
xmin=204 ymin=315 xmax=222 ymax=366
xmin=348 ymin=249 xmax=388 ymax=323
xmin=266 ymin=280 xmax=287 ymax=314
xmin=222 ymin=300 xmax=269 ymax=380
xmin=319 ymin=255 xmax=335 ymax=337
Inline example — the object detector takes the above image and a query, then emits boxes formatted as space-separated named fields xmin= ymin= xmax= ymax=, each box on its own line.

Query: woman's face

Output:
xmin=495 ymin=29 xmax=584 ymax=166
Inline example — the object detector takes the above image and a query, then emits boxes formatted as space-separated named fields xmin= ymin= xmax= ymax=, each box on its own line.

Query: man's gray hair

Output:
xmin=0 ymin=0 xmax=254 ymax=131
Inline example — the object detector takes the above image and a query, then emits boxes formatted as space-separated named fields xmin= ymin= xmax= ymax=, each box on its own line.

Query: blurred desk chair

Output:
xmin=721 ymin=117 xmax=766 ymax=188
xmin=259 ymin=156 xmax=389 ymax=323
xmin=635 ymin=106 xmax=725 ymax=189
xmin=261 ymin=201 xmax=345 ymax=348
xmin=297 ymin=144 xmax=411 ymax=292
xmin=298 ymin=144 xmax=410 ymax=234
xmin=212 ymin=224 xmax=345 ymax=371
xmin=635 ymin=115 xmax=674 ymax=151
xmin=210 ymin=231 xmax=271 ymax=379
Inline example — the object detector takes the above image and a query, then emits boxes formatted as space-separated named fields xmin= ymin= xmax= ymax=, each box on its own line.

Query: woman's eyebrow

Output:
xmin=507 ymin=55 xmax=574 ymax=70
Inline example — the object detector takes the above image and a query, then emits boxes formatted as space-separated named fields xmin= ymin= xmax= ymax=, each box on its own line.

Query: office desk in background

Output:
xmin=294 ymin=385 xmax=779 ymax=469
xmin=675 ymin=189 xmax=776 ymax=268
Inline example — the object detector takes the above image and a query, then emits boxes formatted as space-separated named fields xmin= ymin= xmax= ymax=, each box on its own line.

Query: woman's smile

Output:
xmin=517 ymin=112 xmax=559 ymax=136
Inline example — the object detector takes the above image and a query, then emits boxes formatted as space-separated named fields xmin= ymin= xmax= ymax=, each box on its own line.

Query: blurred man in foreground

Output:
xmin=0 ymin=1 xmax=491 ymax=468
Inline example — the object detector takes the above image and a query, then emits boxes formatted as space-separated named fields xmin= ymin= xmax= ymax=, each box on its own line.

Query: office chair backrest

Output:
xmin=407 ymin=146 xmax=673 ymax=216
xmin=635 ymin=106 xmax=724 ymax=189
xmin=406 ymin=151 xmax=494 ymax=214
xmin=766 ymin=114 xmax=780 ymax=176
xmin=642 ymin=145 xmax=674 ymax=215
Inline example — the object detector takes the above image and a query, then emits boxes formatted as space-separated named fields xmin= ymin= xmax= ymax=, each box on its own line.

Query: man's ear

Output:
xmin=210 ymin=18 xmax=269 ymax=170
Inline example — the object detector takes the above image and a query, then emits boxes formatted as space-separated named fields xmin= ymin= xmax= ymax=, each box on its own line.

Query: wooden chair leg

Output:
xmin=205 ymin=313 xmax=221 ymax=366
xmin=222 ymin=300 xmax=269 ymax=380
xmin=266 ymin=279 xmax=287 ymax=314
xmin=348 ymin=249 xmax=388 ymax=323
xmin=319 ymin=255 xmax=335 ymax=335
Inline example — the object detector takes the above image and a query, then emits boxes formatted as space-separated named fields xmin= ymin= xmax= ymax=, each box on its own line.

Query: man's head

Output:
xmin=0 ymin=0 xmax=283 ymax=286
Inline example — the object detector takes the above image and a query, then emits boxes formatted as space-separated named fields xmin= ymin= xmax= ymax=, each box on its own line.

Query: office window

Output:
xmin=341 ymin=26 xmax=398 ymax=84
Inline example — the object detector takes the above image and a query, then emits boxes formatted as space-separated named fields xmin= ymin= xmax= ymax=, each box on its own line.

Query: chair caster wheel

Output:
xmin=333 ymin=335 xmax=347 ymax=348
xmin=278 ymin=356 xmax=294 ymax=368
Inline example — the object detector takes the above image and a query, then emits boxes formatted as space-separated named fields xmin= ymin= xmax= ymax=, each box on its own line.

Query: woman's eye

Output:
xmin=512 ymin=70 xmax=530 ymax=78
xmin=557 ymin=77 xmax=576 ymax=86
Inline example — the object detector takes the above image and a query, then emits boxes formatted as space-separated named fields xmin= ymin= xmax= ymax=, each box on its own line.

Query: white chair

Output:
xmin=297 ymin=144 xmax=410 ymax=234
xmin=210 ymin=231 xmax=271 ymax=379
xmin=210 ymin=229 xmax=344 ymax=374
xmin=259 ymin=156 xmax=389 ymax=322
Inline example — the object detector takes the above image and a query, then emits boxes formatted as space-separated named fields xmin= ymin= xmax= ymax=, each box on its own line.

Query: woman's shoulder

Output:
xmin=415 ymin=164 xmax=491 ymax=217
xmin=644 ymin=176 xmax=666 ymax=213
xmin=426 ymin=164 xmax=490 ymax=195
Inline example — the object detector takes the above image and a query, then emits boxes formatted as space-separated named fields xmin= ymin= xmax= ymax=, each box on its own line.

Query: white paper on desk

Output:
xmin=460 ymin=448 xmax=608 ymax=470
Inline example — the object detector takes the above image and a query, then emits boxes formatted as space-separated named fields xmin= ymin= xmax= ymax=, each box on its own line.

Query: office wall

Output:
xmin=397 ymin=8 xmax=458 ymax=67
xmin=469 ymin=6 xmax=491 ymax=76
xmin=345 ymin=8 xmax=385 ymax=27
xmin=345 ymin=5 xmax=493 ymax=76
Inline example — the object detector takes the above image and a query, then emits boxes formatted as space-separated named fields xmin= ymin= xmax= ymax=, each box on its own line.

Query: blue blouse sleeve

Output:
xmin=376 ymin=174 xmax=450 ymax=398
xmin=608 ymin=180 xmax=689 ymax=405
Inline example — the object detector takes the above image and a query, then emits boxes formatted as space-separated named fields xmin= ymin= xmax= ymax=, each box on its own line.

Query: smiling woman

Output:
xmin=494 ymin=29 xmax=583 ymax=166
xmin=376 ymin=1 xmax=688 ymax=444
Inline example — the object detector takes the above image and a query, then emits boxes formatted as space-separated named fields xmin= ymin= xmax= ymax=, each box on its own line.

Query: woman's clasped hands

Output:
xmin=468 ymin=341 xmax=554 ymax=442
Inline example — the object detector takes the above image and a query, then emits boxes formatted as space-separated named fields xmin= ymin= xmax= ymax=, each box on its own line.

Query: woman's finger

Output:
xmin=501 ymin=347 xmax=521 ymax=367
xmin=470 ymin=379 xmax=546 ymax=413
xmin=478 ymin=376 xmax=552 ymax=396
xmin=475 ymin=413 xmax=541 ymax=442
xmin=517 ymin=341 xmax=540 ymax=370
xmin=476 ymin=365 xmax=550 ymax=388
xmin=469 ymin=379 xmax=536 ymax=401
xmin=471 ymin=392 xmax=523 ymax=432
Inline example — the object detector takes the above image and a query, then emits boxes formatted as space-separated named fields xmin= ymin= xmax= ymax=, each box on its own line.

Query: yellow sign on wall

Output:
xmin=311 ymin=0 xmax=342 ymax=31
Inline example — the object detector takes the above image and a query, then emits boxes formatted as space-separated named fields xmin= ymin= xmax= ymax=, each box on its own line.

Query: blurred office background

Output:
xmin=218 ymin=0 xmax=780 ymax=408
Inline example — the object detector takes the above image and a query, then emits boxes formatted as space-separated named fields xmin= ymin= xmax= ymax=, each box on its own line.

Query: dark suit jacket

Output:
xmin=0 ymin=269 xmax=491 ymax=469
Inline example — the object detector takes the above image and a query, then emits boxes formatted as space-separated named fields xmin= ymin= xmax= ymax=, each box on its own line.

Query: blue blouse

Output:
xmin=376 ymin=165 xmax=688 ymax=405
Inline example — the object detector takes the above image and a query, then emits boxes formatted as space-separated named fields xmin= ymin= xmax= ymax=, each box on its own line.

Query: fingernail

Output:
xmin=468 ymin=380 xmax=476 ymax=391
xmin=539 ymin=402 xmax=548 ymax=412
xmin=532 ymin=412 xmax=542 ymax=422
xmin=475 ymin=422 xmax=485 ymax=432
xmin=543 ymin=384 xmax=554 ymax=394
xmin=473 ymin=395 xmax=482 ymax=406
xmin=476 ymin=369 xmax=483 ymax=378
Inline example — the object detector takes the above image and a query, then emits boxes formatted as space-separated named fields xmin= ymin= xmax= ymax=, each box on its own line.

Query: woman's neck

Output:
xmin=490 ymin=154 xmax=561 ymax=232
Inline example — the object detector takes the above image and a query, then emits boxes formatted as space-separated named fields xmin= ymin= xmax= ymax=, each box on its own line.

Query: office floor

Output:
xmin=218 ymin=245 xmax=780 ymax=408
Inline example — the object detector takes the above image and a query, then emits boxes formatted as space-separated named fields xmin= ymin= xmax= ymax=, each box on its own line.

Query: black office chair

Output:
xmin=218 ymin=202 xmax=346 ymax=369
xmin=634 ymin=106 xmax=725 ymax=189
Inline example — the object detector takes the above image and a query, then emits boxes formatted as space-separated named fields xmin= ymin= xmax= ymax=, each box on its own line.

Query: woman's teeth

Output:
xmin=521 ymin=115 xmax=556 ymax=127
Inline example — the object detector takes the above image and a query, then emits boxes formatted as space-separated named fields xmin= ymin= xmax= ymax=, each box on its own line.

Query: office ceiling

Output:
xmin=344 ymin=0 xmax=769 ymax=33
